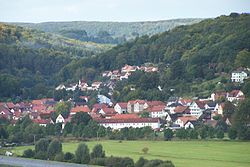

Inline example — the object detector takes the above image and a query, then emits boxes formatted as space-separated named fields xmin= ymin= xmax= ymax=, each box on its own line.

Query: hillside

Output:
xmin=12 ymin=19 xmax=202 ymax=44
xmin=0 ymin=23 xmax=111 ymax=100
xmin=58 ymin=13 xmax=250 ymax=100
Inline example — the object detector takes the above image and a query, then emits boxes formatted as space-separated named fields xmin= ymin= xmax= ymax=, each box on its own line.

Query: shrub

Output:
xmin=89 ymin=158 xmax=106 ymax=166
xmin=64 ymin=152 xmax=75 ymax=162
xmin=23 ymin=149 xmax=34 ymax=158
xmin=142 ymin=147 xmax=149 ymax=154
xmin=54 ymin=152 xmax=64 ymax=162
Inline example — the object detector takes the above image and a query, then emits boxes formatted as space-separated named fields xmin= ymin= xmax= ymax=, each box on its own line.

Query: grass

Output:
xmin=11 ymin=140 xmax=250 ymax=167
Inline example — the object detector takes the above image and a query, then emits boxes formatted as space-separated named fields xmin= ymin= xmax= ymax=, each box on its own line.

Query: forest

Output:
xmin=0 ymin=13 xmax=250 ymax=101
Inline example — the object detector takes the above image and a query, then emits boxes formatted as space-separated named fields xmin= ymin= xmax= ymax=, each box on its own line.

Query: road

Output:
xmin=0 ymin=156 xmax=90 ymax=167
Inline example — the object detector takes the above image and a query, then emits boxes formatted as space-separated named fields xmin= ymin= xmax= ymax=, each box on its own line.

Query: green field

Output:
xmin=12 ymin=140 xmax=250 ymax=167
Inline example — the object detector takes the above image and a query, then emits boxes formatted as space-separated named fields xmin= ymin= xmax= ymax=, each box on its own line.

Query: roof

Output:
xmin=178 ymin=98 xmax=192 ymax=105
xmin=174 ymin=106 xmax=190 ymax=113
xmin=33 ymin=119 xmax=50 ymax=124
xmin=128 ymin=99 xmax=146 ymax=105
xmin=177 ymin=116 xmax=197 ymax=125
xmin=147 ymin=101 xmax=165 ymax=107
xmin=148 ymin=105 xmax=165 ymax=112
xmin=194 ymin=100 xmax=206 ymax=109
xmin=111 ymin=113 xmax=139 ymax=119
xmin=71 ymin=105 xmax=90 ymax=113
xmin=100 ymin=108 xmax=116 ymax=114
xmin=95 ymin=117 xmax=159 ymax=124
xmin=6 ymin=102 xmax=15 ymax=109
xmin=115 ymin=102 xmax=127 ymax=108
xmin=0 ymin=105 xmax=11 ymax=115
xmin=228 ymin=90 xmax=243 ymax=97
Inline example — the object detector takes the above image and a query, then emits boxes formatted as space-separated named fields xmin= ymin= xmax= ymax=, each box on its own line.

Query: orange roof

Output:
xmin=116 ymin=102 xmax=127 ymax=108
xmin=112 ymin=114 xmax=139 ymax=119
xmin=228 ymin=90 xmax=241 ymax=97
xmin=33 ymin=105 xmax=46 ymax=112
xmin=101 ymin=108 xmax=116 ymax=114
xmin=147 ymin=101 xmax=165 ymax=107
xmin=71 ymin=105 xmax=90 ymax=113
xmin=128 ymin=99 xmax=146 ymax=104
xmin=174 ymin=106 xmax=190 ymax=113
xmin=6 ymin=102 xmax=15 ymax=109
xmin=148 ymin=105 xmax=165 ymax=112
xmin=178 ymin=116 xmax=197 ymax=125
xmin=32 ymin=100 xmax=43 ymax=106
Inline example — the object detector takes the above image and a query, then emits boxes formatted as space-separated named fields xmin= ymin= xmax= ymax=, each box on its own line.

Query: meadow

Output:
xmin=12 ymin=140 xmax=250 ymax=167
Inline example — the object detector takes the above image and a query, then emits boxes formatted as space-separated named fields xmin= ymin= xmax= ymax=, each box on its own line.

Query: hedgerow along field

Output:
xmin=12 ymin=140 xmax=250 ymax=167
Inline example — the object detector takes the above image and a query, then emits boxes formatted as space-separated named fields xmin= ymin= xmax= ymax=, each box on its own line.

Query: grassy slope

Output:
xmin=12 ymin=140 xmax=250 ymax=167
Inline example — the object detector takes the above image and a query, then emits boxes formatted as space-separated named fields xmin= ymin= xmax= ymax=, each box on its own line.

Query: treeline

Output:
xmin=59 ymin=29 xmax=126 ymax=44
xmin=23 ymin=140 xmax=175 ymax=167
xmin=14 ymin=18 xmax=202 ymax=44
xmin=58 ymin=13 xmax=250 ymax=99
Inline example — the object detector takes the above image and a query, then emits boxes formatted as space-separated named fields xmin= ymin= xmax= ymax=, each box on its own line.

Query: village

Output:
xmin=0 ymin=65 xmax=248 ymax=132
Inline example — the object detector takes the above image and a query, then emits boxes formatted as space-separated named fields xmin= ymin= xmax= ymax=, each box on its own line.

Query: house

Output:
xmin=97 ymin=95 xmax=112 ymax=105
xmin=111 ymin=70 xmax=121 ymax=80
xmin=111 ymin=113 xmax=139 ymax=119
xmin=92 ymin=82 xmax=102 ymax=90
xmin=114 ymin=102 xmax=128 ymax=114
xmin=175 ymin=116 xmax=197 ymax=128
xmin=120 ymin=72 xmax=131 ymax=80
xmin=204 ymin=101 xmax=217 ymax=111
xmin=165 ymin=102 xmax=182 ymax=114
xmin=121 ymin=64 xmax=138 ymax=73
xmin=211 ymin=91 xmax=227 ymax=101
xmin=99 ymin=108 xmax=117 ymax=118
xmin=189 ymin=101 xmax=205 ymax=118
xmin=178 ymin=98 xmax=192 ymax=106
xmin=0 ymin=105 xmax=12 ymax=119
xmin=13 ymin=110 xmax=22 ymax=120
xmin=95 ymin=117 xmax=160 ymax=130
xmin=91 ymin=103 xmax=108 ymax=113
xmin=173 ymin=106 xmax=190 ymax=115
xmin=227 ymin=90 xmax=245 ymax=102
xmin=65 ymin=83 xmax=78 ymax=91
xmin=127 ymin=100 xmax=148 ymax=113
xmin=56 ymin=114 xmax=71 ymax=129
xmin=231 ymin=69 xmax=248 ymax=83
xmin=148 ymin=105 xmax=166 ymax=118
xmin=78 ymin=80 xmax=88 ymax=91
xmin=217 ymin=103 xmax=225 ymax=115
xmin=55 ymin=84 xmax=66 ymax=90
xmin=70 ymin=105 xmax=90 ymax=115
xmin=102 ymin=71 xmax=112 ymax=77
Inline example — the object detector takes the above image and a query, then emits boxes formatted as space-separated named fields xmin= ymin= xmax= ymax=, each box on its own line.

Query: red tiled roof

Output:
xmin=33 ymin=105 xmax=46 ymax=112
xmin=32 ymin=99 xmax=44 ymax=106
xmin=147 ymin=101 xmax=165 ymax=107
xmin=6 ymin=102 xmax=15 ymax=109
xmin=71 ymin=105 xmax=90 ymax=113
xmin=116 ymin=102 xmax=127 ymax=108
xmin=128 ymin=99 xmax=146 ymax=105
xmin=148 ymin=105 xmax=165 ymax=112
xmin=228 ymin=90 xmax=242 ymax=97
xmin=95 ymin=117 xmax=159 ymax=124
xmin=178 ymin=116 xmax=197 ymax=125
xmin=179 ymin=99 xmax=192 ymax=105
xmin=112 ymin=113 xmax=139 ymax=119
xmin=92 ymin=103 xmax=108 ymax=113
xmin=100 ymin=108 xmax=116 ymax=114
xmin=174 ymin=106 xmax=190 ymax=113
xmin=195 ymin=100 xmax=206 ymax=109
xmin=33 ymin=119 xmax=50 ymax=124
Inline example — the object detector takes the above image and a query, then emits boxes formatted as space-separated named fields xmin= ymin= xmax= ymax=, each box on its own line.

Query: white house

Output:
xmin=127 ymin=100 xmax=148 ymax=113
xmin=174 ymin=116 xmax=197 ymax=128
xmin=114 ymin=102 xmax=128 ymax=114
xmin=227 ymin=90 xmax=245 ymax=102
xmin=231 ymin=70 xmax=248 ymax=83
xmin=96 ymin=118 xmax=160 ymax=130
xmin=189 ymin=101 xmax=205 ymax=118
xmin=148 ymin=105 xmax=166 ymax=118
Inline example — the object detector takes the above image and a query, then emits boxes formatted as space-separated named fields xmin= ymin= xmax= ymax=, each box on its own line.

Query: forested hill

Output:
xmin=11 ymin=18 xmax=202 ymax=44
xmin=59 ymin=13 xmax=250 ymax=100
xmin=0 ymin=23 xmax=110 ymax=100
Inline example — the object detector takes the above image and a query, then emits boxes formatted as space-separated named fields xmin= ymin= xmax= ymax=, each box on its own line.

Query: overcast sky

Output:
xmin=0 ymin=0 xmax=249 ymax=23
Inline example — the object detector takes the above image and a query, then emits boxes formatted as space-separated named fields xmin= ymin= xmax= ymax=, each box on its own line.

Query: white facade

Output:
xmin=189 ymin=102 xmax=204 ymax=118
xmin=114 ymin=104 xmax=127 ymax=114
xmin=97 ymin=118 xmax=160 ymax=130
xmin=231 ymin=71 xmax=248 ymax=83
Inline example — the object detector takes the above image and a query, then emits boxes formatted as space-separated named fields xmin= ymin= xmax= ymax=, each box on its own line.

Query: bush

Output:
xmin=75 ymin=143 xmax=90 ymax=164
xmin=34 ymin=151 xmax=48 ymax=160
xmin=228 ymin=128 xmax=237 ymax=140
xmin=142 ymin=147 xmax=149 ymax=154
xmin=23 ymin=149 xmax=34 ymax=158
xmin=89 ymin=158 xmax=106 ymax=166
xmin=90 ymin=144 xmax=105 ymax=159
xmin=54 ymin=152 xmax=64 ymax=162
xmin=105 ymin=156 xmax=135 ymax=167
xmin=216 ymin=130 xmax=224 ymax=139
xmin=64 ymin=152 xmax=75 ymax=162
xmin=135 ymin=157 xmax=148 ymax=167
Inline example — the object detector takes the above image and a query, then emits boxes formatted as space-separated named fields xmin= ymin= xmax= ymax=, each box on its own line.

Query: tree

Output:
xmin=54 ymin=152 xmax=64 ymax=162
xmin=235 ymin=49 xmax=250 ymax=68
xmin=233 ymin=98 xmax=250 ymax=140
xmin=47 ymin=139 xmax=62 ymax=160
xmin=223 ymin=101 xmax=235 ymax=119
xmin=189 ymin=129 xmax=198 ymax=139
xmin=75 ymin=143 xmax=90 ymax=164
xmin=176 ymin=128 xmax=188 ymax=139
xmin=135 ymin=157 xmax=148 ymax=167
xmin=228 ymin=128 xmax=237 ymax=140
xmin=35 ymin=138 xmax=49 ymax=153
xmin=55 ymin=101 xmax=71 ymax=118
xmin=216 ymin=129 xmax=224 ymax=139
xmin=72 ymin=112 xmax=92 ymax=125
xmin=140 ymin=112 xmax=150 ymax=118
xmin=23 ymin=149 xmax=35 ymax=158
xmin=164 ymin=129 xmax=174 ymax=141
xmin=90 ymin=144 xmax=105 ymax=159
xmin=64 ymin=152 xmax=75 ymax=162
